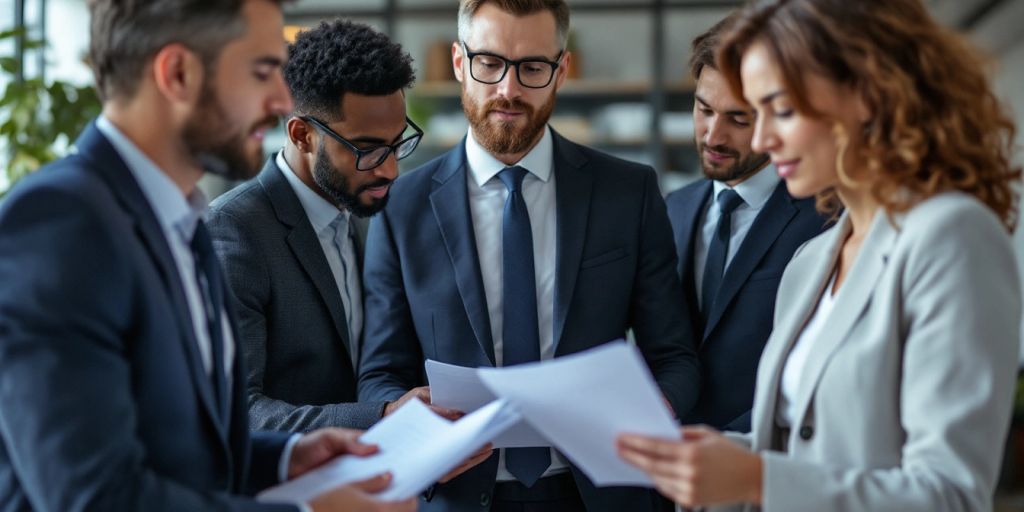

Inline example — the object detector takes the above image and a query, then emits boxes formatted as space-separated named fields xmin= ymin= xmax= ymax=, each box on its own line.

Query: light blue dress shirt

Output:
xmin=694 ymin=165 xmax=781 ymax=311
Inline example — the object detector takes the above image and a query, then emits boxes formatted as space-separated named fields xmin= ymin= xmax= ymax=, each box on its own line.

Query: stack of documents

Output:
xmin=258 ymin=342 xmax=681 ymax=504
xmin=430 ymin=341 xmax=680 ymax=486
xmin=258 ymin=399 xmax=520 ymax=504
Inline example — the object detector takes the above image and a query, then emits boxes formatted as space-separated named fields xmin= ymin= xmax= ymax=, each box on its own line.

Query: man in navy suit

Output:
xmin=666 ymin=16 xmax=830 ymax=433
xmin=0 ymin=1 xmax=414 ymax=511
xmin=358 ymin=1 xmax=699 ymax=511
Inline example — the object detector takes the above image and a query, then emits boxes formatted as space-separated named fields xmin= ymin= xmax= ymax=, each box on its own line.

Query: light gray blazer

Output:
xmin=719 ymin=192 xmax=1021 ymax=511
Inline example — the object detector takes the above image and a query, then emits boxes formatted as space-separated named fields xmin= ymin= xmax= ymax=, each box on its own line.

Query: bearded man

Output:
xmin=664 ymin=15 xmax=831 ymax=434
xmin=357 ymin=1 xmax=699 ymax=512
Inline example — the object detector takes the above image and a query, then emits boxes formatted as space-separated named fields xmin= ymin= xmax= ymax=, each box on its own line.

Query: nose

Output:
xmin=495 ymin=65 xmax=524 ymax=100
xmin=270 ymin=71 xmax=294 ymax=116
xmin=704 ymin=115 xmax=728 ymax=148
xmin=751 ymin=115 xmax=777 ymax=155
xmin=373 ymin=152 xmax=400 ymax=182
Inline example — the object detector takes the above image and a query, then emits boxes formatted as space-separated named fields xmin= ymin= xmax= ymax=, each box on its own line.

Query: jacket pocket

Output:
xmin=580 ymin=247 xmax=628 ymax=269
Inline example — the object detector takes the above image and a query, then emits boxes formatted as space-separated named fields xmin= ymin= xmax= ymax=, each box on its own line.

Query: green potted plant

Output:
xmin=0 ymin=26 xmax=101 ymax=197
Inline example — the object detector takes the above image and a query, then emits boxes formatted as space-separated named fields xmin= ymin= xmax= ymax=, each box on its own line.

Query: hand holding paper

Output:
xmin=426 ymin=359 xmax=549 ymax=448
xmin=259 ymin=399 xmax=519 ymax=504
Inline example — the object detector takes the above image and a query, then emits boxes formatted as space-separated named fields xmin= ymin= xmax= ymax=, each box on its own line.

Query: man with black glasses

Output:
xmin=207 ymin=23 xmax=491 ymax=482
xmin=358 ymin=1 xmax=700 ymax=511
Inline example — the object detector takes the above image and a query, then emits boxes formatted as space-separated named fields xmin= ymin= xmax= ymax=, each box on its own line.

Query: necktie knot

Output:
xmin=498 ymin=166 xmax=529 ymax=193
xmin=717 ymin=189 xmax=744 ymax=215
xmin=329 ymin=212 xmax=348 ymax=239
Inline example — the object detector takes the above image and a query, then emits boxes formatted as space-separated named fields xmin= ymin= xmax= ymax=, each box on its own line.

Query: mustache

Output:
xmin=485 ymin=97 xmax=534 ymax=115
xmin=701 ymin=143 xmax=740 ymax=158
xmin=356 ymin=177 xmax=393 ymax=194
xmin=251 ymin=115 xmax=279 ymax=133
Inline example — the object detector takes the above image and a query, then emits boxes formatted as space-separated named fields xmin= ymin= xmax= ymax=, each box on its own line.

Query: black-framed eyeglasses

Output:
xmin=302 ymin=115 xmax=423 ymax=171
xmin=461 ymin=41 xmax=563 ymax=89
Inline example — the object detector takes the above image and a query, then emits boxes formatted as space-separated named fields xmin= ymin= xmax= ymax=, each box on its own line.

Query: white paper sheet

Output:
xmin=426 ymin=359 xmax=549 ymax=448
xmin=476 ymin=341 xmax=680 ymax=487
xmin=258 ymin=399 xmax=519 ymax=504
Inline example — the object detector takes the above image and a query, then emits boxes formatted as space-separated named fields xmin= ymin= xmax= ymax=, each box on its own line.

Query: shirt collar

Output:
xmin=465 ymin=125 xmax=554 ymax=187
xmin=711 ymin=164 xmax=780 ymax=211
xmin=95 ymin=115 xmax=207 ymax=241
xmin=275 ymin=150 xmax=347 ymax=235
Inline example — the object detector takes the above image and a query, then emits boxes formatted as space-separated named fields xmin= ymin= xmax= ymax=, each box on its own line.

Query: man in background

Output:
xmin=666 ymin=15 xmax=830 ymax=433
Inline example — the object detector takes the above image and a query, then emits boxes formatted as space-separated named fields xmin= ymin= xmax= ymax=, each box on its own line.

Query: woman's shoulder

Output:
xmin=899 ymin=192 xmax=1007 ymax=243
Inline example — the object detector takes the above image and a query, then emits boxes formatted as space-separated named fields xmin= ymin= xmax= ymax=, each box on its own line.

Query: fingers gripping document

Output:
xmin=257 ymin=399 xmax=520 ymax=504
xmin=430 ymin=342 xmax=681 ymax=487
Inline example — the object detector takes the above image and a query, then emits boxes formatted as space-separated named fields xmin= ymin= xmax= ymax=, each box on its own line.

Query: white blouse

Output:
xmin=776 ymin=270 xmax=838 ymax=428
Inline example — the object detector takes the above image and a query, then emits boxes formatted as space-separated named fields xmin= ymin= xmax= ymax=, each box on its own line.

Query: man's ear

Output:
xmin=452 ymin=41 xmax=465 ymax=83
xmin=150 ymin=43 xmax=204 ymax=107
xmin=286 ymin=116 xmax=315 ymax=154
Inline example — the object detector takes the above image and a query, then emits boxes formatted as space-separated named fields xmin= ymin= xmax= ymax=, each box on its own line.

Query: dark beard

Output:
xmin=462 ymin=91 xmax=555 ymax=155
xmin=311 ymin=143 xmax=391 ymax=218
xmin=182 ymin=81 xmax=275 ymax=181
xmin=698 ymin=142 xmax=770 ymax=183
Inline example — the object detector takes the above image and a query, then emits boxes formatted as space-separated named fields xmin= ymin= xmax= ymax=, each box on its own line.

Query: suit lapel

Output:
xmin=429 ymin=141 xmax=496 ymax=365
xmin=788 ymin=210 xmax=896 ymax=426
xmin=749 ymin=216 xmax=848 ymax=450
xmin=258 ymin=160 xmax=355 ymax=371
xmin=672 ymin=181 xmax=712 ymax=341
xmin=551 ymin=133 xmax=592 ymax=352
xmin=704 ymin=183 xmax=797 ymax=339
xmin=75 ymin=122 xmax=228 ymax=442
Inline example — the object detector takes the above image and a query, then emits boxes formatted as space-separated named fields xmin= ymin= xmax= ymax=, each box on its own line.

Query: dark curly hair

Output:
xmin=284 ymin=19 xmax=415 ymax=121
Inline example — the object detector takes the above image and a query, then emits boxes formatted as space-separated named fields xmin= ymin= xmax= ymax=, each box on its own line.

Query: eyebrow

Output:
xmin=756 ymin=91 xmax=786 ymax=105
xmin=470 ymin=47 xmax=560 ymax=61
xmin=695 ymin=95 xmax=752 ymax=117
xmin=348 ymin=125 xmax=409 ymax=145
xmin=252 ymin=56 xmax=285 ymax=67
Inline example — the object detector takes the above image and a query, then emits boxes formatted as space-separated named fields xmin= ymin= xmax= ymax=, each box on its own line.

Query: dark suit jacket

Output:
xmin=666 ymin=178 xmax=830 ymax=432
xmin=0 ymin=123 xmax=295 ymax=511
xmin=207 ymin=157 xmax=386 ymax=432
xmin=358 ymin=131 xmax=699 ymax=512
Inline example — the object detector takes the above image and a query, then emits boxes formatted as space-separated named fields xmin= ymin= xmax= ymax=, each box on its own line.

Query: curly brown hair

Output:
xmin=716 ymin=0 xmax=1021 ymax=230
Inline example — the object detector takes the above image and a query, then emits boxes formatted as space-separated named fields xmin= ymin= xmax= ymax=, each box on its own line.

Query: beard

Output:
xmin=697 ymin=141 xmax=770 ymax=183
xmin=311 ymin=142 xmax=391 ymax=218
xmin=182 ymin=81 xmax=276 ymax=181
xmin=462 ymin=89 xmax=556 ymax=156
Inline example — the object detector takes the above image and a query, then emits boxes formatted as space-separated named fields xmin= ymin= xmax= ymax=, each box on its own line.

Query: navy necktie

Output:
xmin=701 ymin=189 xmax=745 ymax=320
xmin=498 ymin=166 xmax=550 ymax=487
xmin=191 ymin=221 xmax=229 ymax=421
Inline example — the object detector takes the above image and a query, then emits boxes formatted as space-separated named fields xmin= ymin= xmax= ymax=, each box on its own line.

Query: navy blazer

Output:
xmin=666 ymin=178 xmax=830 ymax=432
xmin=0 ymin=123 xmax=295 ymax=512
xmin=359 ymin=131 xmax=699 ymax=512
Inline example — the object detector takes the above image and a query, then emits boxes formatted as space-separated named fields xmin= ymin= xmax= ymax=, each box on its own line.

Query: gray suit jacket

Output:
xmin=207 ymin=157 xmax=385 ymax=432
xmin=719 ymin=192 xmax=1020 ymax=511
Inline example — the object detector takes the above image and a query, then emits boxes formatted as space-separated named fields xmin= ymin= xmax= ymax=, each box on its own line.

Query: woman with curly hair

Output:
xmin=617 ymin=0 xmax=1022 ymax=510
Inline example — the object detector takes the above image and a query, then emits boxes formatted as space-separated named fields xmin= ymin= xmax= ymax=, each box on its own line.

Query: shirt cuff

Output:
xmin=298 ymin=504 xmax=314 ymax=512
xmin=279 ymin=433 xmax=303 ymax=483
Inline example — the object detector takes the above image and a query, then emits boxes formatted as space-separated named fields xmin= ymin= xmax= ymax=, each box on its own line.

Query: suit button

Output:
xmin=480 ymin=492 xmax=491 ymax=507
xmin=799 ymin=426 xmax=814 ymax=440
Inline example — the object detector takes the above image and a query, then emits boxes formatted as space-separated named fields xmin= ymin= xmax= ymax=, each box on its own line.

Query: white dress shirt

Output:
xmin=277 ymin=151 xmax=363 ymax=368
xmin=693 ymin=165 xmax=780 ymax=310
xmin=464 ymin=126 xmax=568 ymax=481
